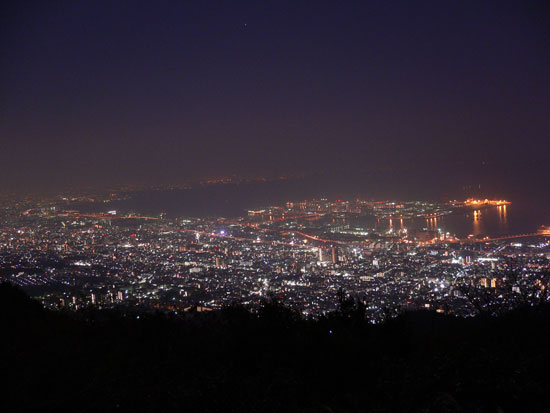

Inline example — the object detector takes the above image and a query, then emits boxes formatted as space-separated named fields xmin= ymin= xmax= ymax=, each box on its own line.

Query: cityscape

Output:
xmin=3 ymin=184 xmax=549 ymax=322
xmin=2 ymin=1 xmax=549 ymax=411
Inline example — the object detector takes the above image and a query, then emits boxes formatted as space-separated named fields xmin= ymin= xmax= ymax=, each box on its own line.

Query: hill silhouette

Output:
xmin=1 ymin=282 xmax=549 ymax=412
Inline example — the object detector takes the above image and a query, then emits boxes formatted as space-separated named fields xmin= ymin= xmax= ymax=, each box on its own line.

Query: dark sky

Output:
xmin=1 ymin=0 xmax=549 ymax=192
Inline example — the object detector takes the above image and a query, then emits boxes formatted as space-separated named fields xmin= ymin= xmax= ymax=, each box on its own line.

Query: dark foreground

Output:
xmin=1 ymin=283 xmax=549 ymax=412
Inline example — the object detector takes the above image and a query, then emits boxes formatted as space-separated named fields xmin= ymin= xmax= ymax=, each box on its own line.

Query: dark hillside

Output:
xmin=1 ymin=283 xmax=549 ymax=412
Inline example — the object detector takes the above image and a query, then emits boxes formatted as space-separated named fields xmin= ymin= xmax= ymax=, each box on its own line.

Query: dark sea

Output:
xmin=373 ymin=202 xmax=546 ymax=239
xmin=73 ymin=174 xmax=550 ymax=239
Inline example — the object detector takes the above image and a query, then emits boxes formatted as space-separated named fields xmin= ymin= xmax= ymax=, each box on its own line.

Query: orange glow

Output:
xmin=465 ymin=198 xmax=510 ymax=206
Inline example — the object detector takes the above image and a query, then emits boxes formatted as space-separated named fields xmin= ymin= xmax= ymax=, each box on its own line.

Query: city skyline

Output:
xmin=2 ymin=3 xmax=550 ymax=409
xmin=2 ymin=185 xmax=548 ymax=317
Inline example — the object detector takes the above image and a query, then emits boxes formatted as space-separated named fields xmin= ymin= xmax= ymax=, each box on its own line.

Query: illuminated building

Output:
xmin=318 ymin=247 xmax=331 ymax=263
xmin=331 ymin=246 xmax=339 ymax=264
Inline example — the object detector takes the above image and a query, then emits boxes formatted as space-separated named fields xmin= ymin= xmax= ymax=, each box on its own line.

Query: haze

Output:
xmin=1 ymin=1 xmax=549 ymax=194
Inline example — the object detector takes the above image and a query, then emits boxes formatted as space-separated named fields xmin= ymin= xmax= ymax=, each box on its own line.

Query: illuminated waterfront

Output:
xmin=73 ymin=183 xmax=549 ymax=240
xmin=373 ymin=203 xmax=520 ymax=239
xmin=385 ymin=201 xmax=545 ymax=239
xmin=2 ymin=185 xmax=548 ymax=320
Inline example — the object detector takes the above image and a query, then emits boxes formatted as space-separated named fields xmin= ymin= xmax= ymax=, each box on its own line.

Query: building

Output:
xmin=331 ymin=246 xmax=339 ymax=264
xmin=318 ymin=247 xmax=331 ymax=263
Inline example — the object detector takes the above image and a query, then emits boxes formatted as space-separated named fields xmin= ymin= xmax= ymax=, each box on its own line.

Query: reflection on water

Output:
xmin=373 ymin=203 xmax=545 ymax=239
xmin=499 ymin=204 xmax=508 ymax=222
xmin=74 ymin=183 xmax=549 ymax=239
xmin=473 ymin=210 xmax=481 ymax=236
xmin=497 ymin=204 xmax=509 ymax=234
xmin=424 ymin=217 xmax=439 ymax=231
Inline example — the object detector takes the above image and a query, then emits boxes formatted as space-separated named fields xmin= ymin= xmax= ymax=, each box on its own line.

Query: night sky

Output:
xmin=1 ymin=1 xmax=549 ymax=193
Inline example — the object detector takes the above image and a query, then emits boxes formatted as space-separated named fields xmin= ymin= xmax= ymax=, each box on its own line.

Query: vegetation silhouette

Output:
xmin=1 ymin=282 xmax=550 ymax=412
